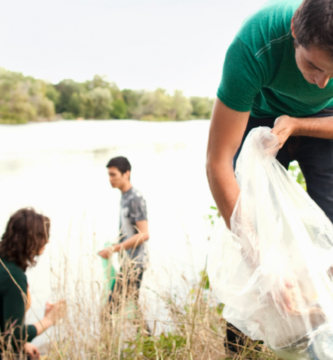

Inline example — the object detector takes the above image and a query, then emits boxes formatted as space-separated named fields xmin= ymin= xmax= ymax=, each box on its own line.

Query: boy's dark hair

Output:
xmin=293 ymin=0 xmax=333 ymax=55
xmin=106 ymin=156 xmax=131 ymax=174
xmin=0 ymin=208 xmax=50 ymax=271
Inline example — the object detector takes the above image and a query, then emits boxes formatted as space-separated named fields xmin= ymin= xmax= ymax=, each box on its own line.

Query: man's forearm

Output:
xmin=207 ymin=161 xmax=240 ymax=228
xmin=291 ymin=116 xmax=333 ymax=138
xmin=272 ymin=115 xmax=333 ymax=149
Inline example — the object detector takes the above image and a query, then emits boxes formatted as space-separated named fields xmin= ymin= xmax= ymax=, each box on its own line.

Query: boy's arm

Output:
xmin=98 ymin=220 xmax=149 ymax=258
xmin=113 ymin=220 xmax=149 ymax=251
xmin=206 ymin=98 xmax=250 ymax=228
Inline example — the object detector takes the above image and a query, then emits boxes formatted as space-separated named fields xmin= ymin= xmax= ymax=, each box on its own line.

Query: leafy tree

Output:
xmin=0 ymin=68 xmax=55 ymax=124
xmin=45 ymin=84 xmax=60 ymax=106
xmin=169 ymin=90 xmax=193 ymax=120
xmin=110 ymin=99 xmax=127 ymax=119
xmin=130 ymin=89 xmax=192 ymax=121
xmin=0 ymin=69 xmax=215 ymax=123
xmin=190 ymin=96 xmax=214 ymax=119
xmin=55 ymin=79 xmax=82 ymax=114
xmin=122 ymin=89 xmax=145 ymax=119
xmin=81 ymin=87 xmax=113 ymax=119
xmin=85 ymin=74 xmax=109 ymax=90
xmin=135 ymin=88 xmax=172 ymax=120
xmin=68 ymin=92 xmax=82 ymax=117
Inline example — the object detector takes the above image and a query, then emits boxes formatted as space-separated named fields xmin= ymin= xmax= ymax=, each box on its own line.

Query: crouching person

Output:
xmin=0 ymin=208 xmax=65 ymax=359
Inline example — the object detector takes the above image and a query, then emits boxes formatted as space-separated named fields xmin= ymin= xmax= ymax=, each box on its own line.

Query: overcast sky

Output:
xmin=0 ymin=0 xmax=267 ymax=97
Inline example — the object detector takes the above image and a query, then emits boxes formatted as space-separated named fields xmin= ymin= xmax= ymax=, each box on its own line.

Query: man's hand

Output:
xmin=24 ymin=343 xmax=40 ymax=359
xmin=98 ymin=246 xmax=115 ymax=259
xmin=271 ymin=115 xmax=298 ymax=148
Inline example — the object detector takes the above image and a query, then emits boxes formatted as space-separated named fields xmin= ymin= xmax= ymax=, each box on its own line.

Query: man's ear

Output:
xmin=125 ymin=170 xmax=131 ymax=180
xmin=291 ymin=17 xmax=296 ymax=39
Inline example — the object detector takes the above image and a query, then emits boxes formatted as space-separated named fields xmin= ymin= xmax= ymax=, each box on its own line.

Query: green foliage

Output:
xmin=199 ymin=270 xmax=210 ymax=290
xmin=124 ymin=333 xmax=187 ymax=359
xmin=134 ymin=88 xmax=171 ymax=120
xmin=205 ymin=205 xmax=220 ymax=227
xmin=68 ymin=92 xmax=82 ymax=117
xmin=81 ymin=87 xmax=113 ymax=119
xmin=132 ymin=88 xmax=193 ymax=121
xmin=45 ymin=84 xmax=60 ymax=105
xmin=85 ymin=74 xmax=110 ymax=90
xmin=62 ymin=112 xmax=76 ymax=120
xmin=54 ymin=79 xmax=83 ymax=115
xmin=0 ymin=68 xmax=55 ymax=124
xmin=122 ymin=88 xmax=144 ymax=118
xmin=0 ymin=68 xmax=214 ymax=123
xmin=190 ymin=96 xmax=214 ymax=119
xmin=110 ymin=99 xmax=127 ymax=119
xmin=288 ymin=161 xmax=306 ymax=190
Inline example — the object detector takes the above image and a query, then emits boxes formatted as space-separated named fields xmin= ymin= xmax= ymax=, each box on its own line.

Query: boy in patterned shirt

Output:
xmin=98 ymin=156 xmax=149 ymax=307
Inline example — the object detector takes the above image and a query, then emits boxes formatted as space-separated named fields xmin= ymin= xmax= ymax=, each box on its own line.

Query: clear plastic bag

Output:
xmin=208 ymin=127 xmax=333 ymax=359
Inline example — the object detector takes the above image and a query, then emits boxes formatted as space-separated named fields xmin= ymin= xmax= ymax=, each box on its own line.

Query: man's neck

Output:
xmin=120 ymin=182 xmax=132 ymax=194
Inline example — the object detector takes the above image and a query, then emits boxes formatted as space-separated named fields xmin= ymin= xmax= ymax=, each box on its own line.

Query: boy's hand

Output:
xmin=98 ymin=247 xmax=114 ymax=259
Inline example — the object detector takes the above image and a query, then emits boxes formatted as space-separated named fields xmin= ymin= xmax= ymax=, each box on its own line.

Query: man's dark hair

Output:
xmin=106 ymin=156 xmax=131 ymax=174
xmin=293 ymin=0 xmax=333 ymax=55
xmin=0 ymin=208 xmax=50 ymax=271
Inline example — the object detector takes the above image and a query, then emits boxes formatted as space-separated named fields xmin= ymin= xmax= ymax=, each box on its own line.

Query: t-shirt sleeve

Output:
xmin=217 ymin=37 xmax=264 ymax=112
xmin=2 ymin=271 xmax=37 ymax=350
xmin=129 ymin=196 xmax=148 ymax=224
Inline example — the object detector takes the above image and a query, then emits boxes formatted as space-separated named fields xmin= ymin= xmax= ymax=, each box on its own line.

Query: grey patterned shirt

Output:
xmin=119 ymin=187 xmax=148 ymax=268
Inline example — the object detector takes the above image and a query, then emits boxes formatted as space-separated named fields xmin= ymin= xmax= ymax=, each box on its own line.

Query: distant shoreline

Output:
xmin=0 ymin=68 xmax=214 ymax=125
xmin=0 ymin=117 xmax=211 ymax=125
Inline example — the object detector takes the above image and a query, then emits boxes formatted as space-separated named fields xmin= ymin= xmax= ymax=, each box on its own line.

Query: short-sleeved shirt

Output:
xmin=217 ymin=0 xmax=333 ymax=118
xmin=119 ymin=187 xmax=148 ymax=268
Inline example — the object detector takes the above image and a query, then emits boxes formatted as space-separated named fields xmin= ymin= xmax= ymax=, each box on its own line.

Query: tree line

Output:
xmin=0 ymin=68 xmax=214 ymax=124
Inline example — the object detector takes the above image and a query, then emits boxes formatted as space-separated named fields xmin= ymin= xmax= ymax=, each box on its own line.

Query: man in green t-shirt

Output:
xmin=206 ymin=0 xmax=333 ymax=354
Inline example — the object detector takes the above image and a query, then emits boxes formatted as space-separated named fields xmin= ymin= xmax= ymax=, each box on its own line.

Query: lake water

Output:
xmin=0 ymin=120 xmax=215 ymax=345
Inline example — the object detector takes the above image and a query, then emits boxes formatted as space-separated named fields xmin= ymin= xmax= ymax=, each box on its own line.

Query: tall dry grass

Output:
xmin=1 ymin=249 xmax=280 ymax=360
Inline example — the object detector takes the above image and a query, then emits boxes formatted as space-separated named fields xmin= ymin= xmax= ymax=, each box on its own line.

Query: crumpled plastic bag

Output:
xmin=208 ymin=127 xmax=333 ymax=359
xmin=101 ymin=241 xmax=117 ymax=303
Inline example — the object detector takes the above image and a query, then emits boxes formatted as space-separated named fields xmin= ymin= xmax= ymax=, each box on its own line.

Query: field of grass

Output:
xmin=40 ymin=264 xmax=280 ymax=360
xmin=2 ymin=163 xmax=308 ymax=360
xmin=0 ymin=254 xmax=282 ymax=360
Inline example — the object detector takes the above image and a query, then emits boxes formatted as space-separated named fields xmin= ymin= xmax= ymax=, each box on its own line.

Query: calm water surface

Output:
xmin=0 ymin=120 xmax=214 ymax=343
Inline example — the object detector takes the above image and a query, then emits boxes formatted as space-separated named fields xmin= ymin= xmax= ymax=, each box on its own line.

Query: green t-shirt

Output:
xmin=217 ymin=0 xmax=333 ymax=118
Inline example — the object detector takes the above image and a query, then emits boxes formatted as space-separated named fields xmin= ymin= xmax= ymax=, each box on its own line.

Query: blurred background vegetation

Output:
xmin=0 ymin=68 xmax=214 ymax=124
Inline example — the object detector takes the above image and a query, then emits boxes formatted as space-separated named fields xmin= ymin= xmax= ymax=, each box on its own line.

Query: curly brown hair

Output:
xmin=0 ymin=208 xmax=50 ymax=271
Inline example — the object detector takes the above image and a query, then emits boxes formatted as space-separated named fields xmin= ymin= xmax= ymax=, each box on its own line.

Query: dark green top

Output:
xmin=217 ymin=0 xmax=333 ymax=118
xmin=0 ymin=258 xmax=37 ymax=351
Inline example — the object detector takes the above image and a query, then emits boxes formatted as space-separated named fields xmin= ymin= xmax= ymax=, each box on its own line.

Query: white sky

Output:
xmin=0 ymin=0 xmax=267 ymax=97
